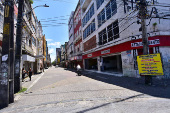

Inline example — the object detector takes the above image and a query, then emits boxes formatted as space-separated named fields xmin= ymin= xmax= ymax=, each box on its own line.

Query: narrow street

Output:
xmin=1 ymin=67 xmax=170 ymax=113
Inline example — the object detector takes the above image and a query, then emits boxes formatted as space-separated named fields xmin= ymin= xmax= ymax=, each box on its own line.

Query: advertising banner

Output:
xmin=137 ymin=53 xmax=163 ymax=75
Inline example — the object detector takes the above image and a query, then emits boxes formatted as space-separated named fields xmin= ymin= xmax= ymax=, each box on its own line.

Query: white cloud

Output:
xmin=49 ymin=48 xmax=54 ymax=54
xmin=48 ymin=42 xmax=61 ymax=47
xmin=50 ymin=55 xmax=56 ymax=62
xmin=46 ymin=39 xmax=53 ymax=41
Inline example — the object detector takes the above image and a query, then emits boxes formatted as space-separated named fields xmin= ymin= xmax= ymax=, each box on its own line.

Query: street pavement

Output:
xmin=1 ymin=66 xmax=170 ymax=113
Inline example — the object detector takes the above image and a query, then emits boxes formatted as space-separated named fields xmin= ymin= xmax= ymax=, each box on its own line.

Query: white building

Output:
xmin=81 ymin=0 xmax=170 ymax=78
xmin=21 ymin=0 xmax=44 ymax=73
xmin=68 ymin=11 xmax=75 ymax=68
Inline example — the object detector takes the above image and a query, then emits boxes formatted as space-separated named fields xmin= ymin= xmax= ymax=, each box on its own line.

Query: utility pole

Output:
xmin=139 ymin=0 xmax=152 ymax=85
xmin=14 ymin=0 xmax=24 ymax=93
xmin=0 ymin=0 xmax=14 ymax=108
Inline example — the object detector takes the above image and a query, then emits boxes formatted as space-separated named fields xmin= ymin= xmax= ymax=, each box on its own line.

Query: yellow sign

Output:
xmin=3 ymin=23 xmax=10 ymax=35
xmin=137 ymin=53 xmax=164 ymax=75
xmin=58 ymin=58 xmax=60 ymax=63
xmin=5 ymin=5 xmax=9 ymax=17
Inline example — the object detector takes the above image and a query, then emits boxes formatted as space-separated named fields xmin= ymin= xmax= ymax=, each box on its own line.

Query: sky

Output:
xmin=33 ymin=0 xmax=78 ymax=62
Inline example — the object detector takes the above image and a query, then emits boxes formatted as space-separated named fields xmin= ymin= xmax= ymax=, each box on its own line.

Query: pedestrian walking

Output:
xmin=22 ymin=68 xmax=26 ymax=82
xmin=27 ymin=68 xmax=33 ymax=81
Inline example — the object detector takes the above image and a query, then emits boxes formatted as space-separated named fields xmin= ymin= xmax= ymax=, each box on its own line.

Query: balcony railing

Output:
xmin=81 ymin=0 xmax=92 ymax=12
xmin=74 ymin=51 xmax=83 ymax=56
xmin=22 ymin=41 xmax=34 ymax=55
xmin=74 ymin=33 xmax=82 ymax=44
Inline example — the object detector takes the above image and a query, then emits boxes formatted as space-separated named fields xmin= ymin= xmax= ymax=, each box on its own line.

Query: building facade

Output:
xmin=72 ymin=0 xmax=83 ymax=68
xmin=68 ymin=11 xmax=75 ymax=68
xmin=56 ymin=48 xmax=61 ymax=65
xmin=80 ymin=0 xmax=170 ymax=78
xmin=21 ymin=0 xmax=46 ymax=73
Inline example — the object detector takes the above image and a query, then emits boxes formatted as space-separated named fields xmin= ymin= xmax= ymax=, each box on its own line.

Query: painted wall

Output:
xmin=159 ymin=47 xmax=170 ymax=79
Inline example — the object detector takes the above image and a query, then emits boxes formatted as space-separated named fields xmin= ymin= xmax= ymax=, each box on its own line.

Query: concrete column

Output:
xmin=117 ymin=55 xmax=121 ymax=70
xmin=83 ymin=59 xmax=85 ymax=69
xmin=97 ymin=57 xmax=101 ymax=71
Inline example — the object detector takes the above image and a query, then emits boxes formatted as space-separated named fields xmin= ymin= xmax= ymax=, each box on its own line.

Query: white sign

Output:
xmin=101 ymin=49 xmax=110 ymax=54
xmin=131 ymin=39 xmax=160 ymax=47
xmin=87 ymin=54 xmax=92 ymax=57
xmin=2 ymin=55 xmax=8 ymax=61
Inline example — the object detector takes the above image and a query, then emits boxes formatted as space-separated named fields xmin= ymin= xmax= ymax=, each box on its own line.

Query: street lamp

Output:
xmin=22 ymin=4 xmax=49 ymax=17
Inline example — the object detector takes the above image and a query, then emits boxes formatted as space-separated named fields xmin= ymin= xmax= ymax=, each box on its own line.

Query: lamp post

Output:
xmin=15 ymin=0 xmax=49 ymax=93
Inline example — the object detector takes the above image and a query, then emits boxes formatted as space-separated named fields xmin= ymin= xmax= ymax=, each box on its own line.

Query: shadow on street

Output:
xmin=64 ymin=68 xmax=170 ymax=99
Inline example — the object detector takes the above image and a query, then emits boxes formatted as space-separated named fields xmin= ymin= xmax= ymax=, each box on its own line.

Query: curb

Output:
xmin=14 ymin=69 xmax=48 ymax=101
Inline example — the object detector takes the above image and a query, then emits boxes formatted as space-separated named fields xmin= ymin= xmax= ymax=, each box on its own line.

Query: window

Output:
xmin=99 ymin=29 xmax=107 ymax=45
xmin=97 ymin=0 xmax=117 ymax=28
xmin=99 ymin=30 xmax=103 ymax=45
xmin=32 ymin=24 xmax=36 ymax=33
xmin=82 ymin=4 xmax=94 ymax=27
xmin=113 ymin=20 xmax=119 ymax=39
xmin=69 ymin=34 xmax=73 ymax=39
xmin=111 ymin=0 xmax=117 ymax=16
xmin=106 ymin=3 xmax=111 ymax=20
xmin=96 ymin=0 xmax=104 ymax=9
xmin=83 ymin=19 xmax=95 ymax=39
xmin=97 ymin=9 xmax=105 ymax=27
xmin=32 ymin=37 xmax=36 ymax=46
xmin=98 ymin=20 xmax=119 ymax=45
xmin=107 ymin=24 xmax=113 ymax=42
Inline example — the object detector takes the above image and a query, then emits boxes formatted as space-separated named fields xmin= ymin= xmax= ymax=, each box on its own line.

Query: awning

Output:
xmin=34 ymin=55 xmax=45 ymax=59
xmin=22 ymin=55 xmax=35 ymax=62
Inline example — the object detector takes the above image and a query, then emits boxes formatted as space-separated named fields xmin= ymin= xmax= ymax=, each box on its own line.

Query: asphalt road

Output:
xmin=1 ymin=67 xmax=170 ymax=113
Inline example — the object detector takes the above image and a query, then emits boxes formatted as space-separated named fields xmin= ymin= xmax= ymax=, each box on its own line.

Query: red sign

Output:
xmin=71 ymin=56 xmax=82 ymax=61
xmin=83 ymin=36 xmax=170 ymax=59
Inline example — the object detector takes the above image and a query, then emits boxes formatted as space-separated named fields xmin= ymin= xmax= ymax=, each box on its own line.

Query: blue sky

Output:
xmin=33 ymin=0 xmax=78 ymax=62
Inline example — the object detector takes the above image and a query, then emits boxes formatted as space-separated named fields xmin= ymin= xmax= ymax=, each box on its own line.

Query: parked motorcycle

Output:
xmin=77 ymin=68 xmax=82 ymax=76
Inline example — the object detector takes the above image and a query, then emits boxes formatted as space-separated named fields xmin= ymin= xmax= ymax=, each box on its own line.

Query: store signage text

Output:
xmin=101 ymin=49 xmax=110 ymax=55
xmin=131 ymin=39 xmax=160 ymax=47
xmin=87 ymin=54 xmax=92 ymax=57
xmin=137 ymin=53 xmax=163 ymax=75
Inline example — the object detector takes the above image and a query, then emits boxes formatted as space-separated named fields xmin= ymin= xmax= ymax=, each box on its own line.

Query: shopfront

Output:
xmin=83 ymin=36 xmax=170 ymax=77
xmin=70 ymin=56 xmax=83 ymax=68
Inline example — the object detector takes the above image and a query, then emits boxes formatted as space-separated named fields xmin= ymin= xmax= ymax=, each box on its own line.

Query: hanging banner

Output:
xmin=137 ymin=53 xmax=163 ymax=75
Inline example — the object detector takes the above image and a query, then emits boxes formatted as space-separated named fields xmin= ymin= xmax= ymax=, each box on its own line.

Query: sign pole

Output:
xmin=139 ymin=0 xmax=152 ymax=85
xmin=0 ymin=0 xmax=14 ymax=108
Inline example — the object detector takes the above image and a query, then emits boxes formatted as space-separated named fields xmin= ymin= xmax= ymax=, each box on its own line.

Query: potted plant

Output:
xmin=153 ymin=22 xmax=157 ymax=32
xmin=29 ymin=0 xmax=33 ymax=4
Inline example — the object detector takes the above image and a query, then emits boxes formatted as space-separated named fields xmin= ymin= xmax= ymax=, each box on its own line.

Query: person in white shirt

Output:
xmin=77 ymin=64 xmax=81 ymax=71
xmin=100 ymin=61 xmax=103 ymax=71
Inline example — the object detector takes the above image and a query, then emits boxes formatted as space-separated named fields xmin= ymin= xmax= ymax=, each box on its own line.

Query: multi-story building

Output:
xmin=65 ymin=42 xmax=69 ymax=67
xmin=56 ymin=48 xmax=61 ymax=65
xmin=21 ymin=0 xmax=44 ymax=73
xmin=35 ymin=21 xmax=44 ymax=72
xmin=81 ymin=0 xmax=170 ymax=78
xmin=72 ymin=0 xmax=83 ymax=68
xmin=43 ymin=35 xmax=46 ymax=68
xmin=68 ymin=11 xmax=75 ymax=68
xmin=60 ymin=44 xmax=65 ymax=67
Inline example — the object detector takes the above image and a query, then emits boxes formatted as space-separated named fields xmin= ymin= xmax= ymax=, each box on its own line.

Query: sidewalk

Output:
xmin=14 ymin=68 xmax=49 ymax=101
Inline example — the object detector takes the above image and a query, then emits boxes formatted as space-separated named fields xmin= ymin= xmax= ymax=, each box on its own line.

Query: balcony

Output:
xmin=74 ymin=51 xmax=83 ymax=56
xmin=74 ymin=34 xmax=82 ymax=44
xmin=22 ymin=41 xmax=34 ymax=55
xmin=81 ymin=0 xmax=92 ymax=12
